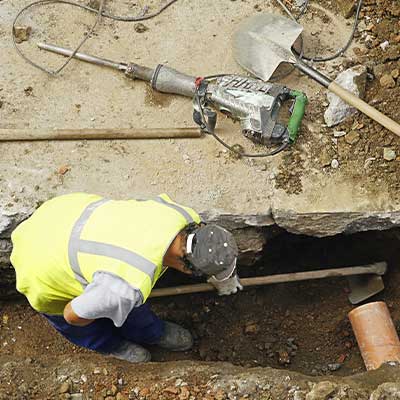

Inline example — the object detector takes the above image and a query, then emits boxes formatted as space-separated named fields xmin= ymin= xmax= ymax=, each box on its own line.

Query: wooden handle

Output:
xmin=150 ymin=262 xmax=386 ymax=298
xmin=328 ymin=81 xmax=400 ymax=137
xmin=0 ymin=127 xmax=202 ymax=141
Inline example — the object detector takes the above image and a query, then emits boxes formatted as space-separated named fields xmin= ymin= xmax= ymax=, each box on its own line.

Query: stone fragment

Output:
xmin=59 ymin=382 xmax=70 ymax=394
xmin=327 ymin=363 xmax=342 ymax=371
xmin=70 ymin=394 xmax=83 ymax=400
xmin=380 ymin=74 xmax=396 ymax=88
xmin=333 ymin=131 xmax=346 ymax=137
xmin=277 ymin=350 xmax=290 ymax=365
xmin=391 ymin=69 xmax=399 ymax=79
xmin=111 ymin=385 xmax=118 ymax=395
xmin=331 ymin=159 xmax=339 ymax=169
xmin=336 ymin=0 xmax=355 ymax=18
xmin=370 ymin=383 xmax=400 ymax=400
xmin=179 ymin=387 xmax=190 ymax=400
xmin=383 ymin=148 xmax=396 ymax=161
xmin=134 ymin=23 xmax=148 ymax=33
xmin=324 ymin=65 xmax=367 ymax=127
xmin=163 ymin=386 xmax=179 ymax=395
xmin=215 ymin=390 xmax=226 ymax=400
xmin=13 ymin=26 xmax=32 ymax=43
xmin=345 ymin=131 xmax=360 ymax=145
xmin=244 ymin=322 xmax=259 ymax=334
xmin=305 ymin=382 xmax=337 ymax=400
xmin=116 ymin=393 xmax=127 ymax=400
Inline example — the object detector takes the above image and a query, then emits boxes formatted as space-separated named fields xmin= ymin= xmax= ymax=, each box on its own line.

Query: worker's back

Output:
xmin=11 ymin=193 xmax=103 ymax=313
xmin=11 ymin=192 xmax=201 ymax=315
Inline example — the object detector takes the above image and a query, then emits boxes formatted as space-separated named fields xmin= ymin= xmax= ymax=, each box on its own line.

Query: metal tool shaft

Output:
xmin=38 ymin=42 xmax=127 ymax=71
xmin=37 ymin=42 xmax=195 ymax=93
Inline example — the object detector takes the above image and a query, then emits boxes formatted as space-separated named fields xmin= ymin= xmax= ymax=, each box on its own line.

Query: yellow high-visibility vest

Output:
xmin=10 ymin=193 xmax=201 ymax=315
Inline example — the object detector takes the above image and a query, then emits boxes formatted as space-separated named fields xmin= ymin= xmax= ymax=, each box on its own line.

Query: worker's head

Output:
xmin=182 ymin=224 xmax=238 ymax=279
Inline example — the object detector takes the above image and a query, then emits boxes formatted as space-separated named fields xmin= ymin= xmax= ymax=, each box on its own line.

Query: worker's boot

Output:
xmin=155 ymin=321 xmax=193 ymax=351
xmin=109 ymin=340 xmax=151 ymax=363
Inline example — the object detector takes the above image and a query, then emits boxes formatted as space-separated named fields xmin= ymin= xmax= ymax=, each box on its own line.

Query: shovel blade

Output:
xmin=233 ymin=13 xmax=303 ymax=81
xmin=347 ymin=274 xmax=385 ymax=305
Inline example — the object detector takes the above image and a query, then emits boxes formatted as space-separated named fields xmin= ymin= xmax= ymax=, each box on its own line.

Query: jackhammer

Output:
xmin=38 ymin=42 xmax=308 ymax=157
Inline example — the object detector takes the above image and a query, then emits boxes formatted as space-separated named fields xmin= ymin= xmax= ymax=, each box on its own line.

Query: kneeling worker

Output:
xmin=10 ymin=193 xmax=242 ymax=363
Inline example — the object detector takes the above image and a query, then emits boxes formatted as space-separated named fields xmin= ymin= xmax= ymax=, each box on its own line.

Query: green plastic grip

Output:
xmin=287 ymin=90 xmax=308 ymax=143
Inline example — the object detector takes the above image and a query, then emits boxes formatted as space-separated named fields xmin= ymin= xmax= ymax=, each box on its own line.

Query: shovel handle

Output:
xmin=150 ymin=262 xmax=387 ymax=298
xmin=328 ymin=81 xmax=400 ymax=137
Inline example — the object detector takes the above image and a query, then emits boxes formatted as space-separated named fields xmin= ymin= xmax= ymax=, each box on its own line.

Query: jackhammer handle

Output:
xmin=328 ymin=82 xmax=400 ymax=137
xmin=149 ymin=262 xmax=387 ymax=298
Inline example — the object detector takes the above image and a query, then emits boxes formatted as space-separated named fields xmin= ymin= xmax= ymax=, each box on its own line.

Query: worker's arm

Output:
xmin=66 ymin=272 xmax=143 ymax=327
xmin=63 ymin=301 xmax=95 ymax=326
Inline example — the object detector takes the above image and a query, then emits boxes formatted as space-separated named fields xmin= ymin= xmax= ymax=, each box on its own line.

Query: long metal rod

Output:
xmin=38 ymin=42 xmax=126 ymax=71
xmin=149 ymin=262 xmax=386 ymax=298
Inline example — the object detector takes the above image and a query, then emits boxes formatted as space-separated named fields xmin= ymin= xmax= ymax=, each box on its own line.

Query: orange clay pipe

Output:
xmin=348 ymin=301 xmax=400 ymax=370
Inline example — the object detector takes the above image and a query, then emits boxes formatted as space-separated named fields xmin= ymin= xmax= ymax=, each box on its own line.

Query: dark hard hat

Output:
xmin=186 ymin=224 xmax=238 ymax=278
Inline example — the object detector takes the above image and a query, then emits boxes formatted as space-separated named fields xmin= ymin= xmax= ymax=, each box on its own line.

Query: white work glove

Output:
xmin=207 ymin=273 xmax=243 ymax=296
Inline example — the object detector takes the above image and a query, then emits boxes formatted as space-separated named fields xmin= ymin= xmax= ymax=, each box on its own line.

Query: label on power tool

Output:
xmin=216 ymin=76 xmax=281 ymax=95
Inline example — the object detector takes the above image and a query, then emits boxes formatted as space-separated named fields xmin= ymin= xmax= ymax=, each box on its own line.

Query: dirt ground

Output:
xmin=2 ymin=230 xmax=400 ymax=399
xmin=1 ymin=0 xmax=400 ymax=399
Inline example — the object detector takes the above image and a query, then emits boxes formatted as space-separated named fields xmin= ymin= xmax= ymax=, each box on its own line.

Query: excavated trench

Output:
xmin=5 ymin=229 xmax=399 ymax=377
xmin=145 ymin=229 xmax=400 ymax=377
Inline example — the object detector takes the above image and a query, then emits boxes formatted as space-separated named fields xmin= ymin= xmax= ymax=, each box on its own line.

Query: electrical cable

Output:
xmin=12 ymin=0 xmax=178 ymax=75
xmin=12 ymin=0 xmax=105 ymax=75
xmin=275 ymin=0 xmax=363 ymax=63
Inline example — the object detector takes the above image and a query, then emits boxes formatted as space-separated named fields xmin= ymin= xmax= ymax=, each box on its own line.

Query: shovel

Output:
xmin=233 ymin=13 xmax=400 ymax=137
xmin=150 ymin=261 xmax=387 ymax=304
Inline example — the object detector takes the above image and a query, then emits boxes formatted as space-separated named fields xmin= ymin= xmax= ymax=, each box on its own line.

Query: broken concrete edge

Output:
xmin=2 ymin=205 xmax=400 ymax=245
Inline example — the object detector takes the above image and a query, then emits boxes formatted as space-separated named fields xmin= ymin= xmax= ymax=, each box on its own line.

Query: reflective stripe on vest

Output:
xmin=68 ymin=196 xmax=194 ymax=289
xmin=154 ymin=196 xmax=194 ymax=223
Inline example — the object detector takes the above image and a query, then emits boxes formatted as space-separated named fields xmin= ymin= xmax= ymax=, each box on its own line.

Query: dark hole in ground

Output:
xmin=149 ymin=229 xmax=400 ymax=376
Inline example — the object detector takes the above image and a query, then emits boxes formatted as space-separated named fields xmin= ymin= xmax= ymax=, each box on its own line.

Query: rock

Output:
xmin=380 ymin=41 xmax=390 ymax=50
xmin=327 ymin=363 xmax=342 ymax=371
xmin=93 ymin=367 xmax=101 ymax=375
xmin=163 ymin=386 xmax=179 ymax=395
xmin=324 ymin=65 xmax=367 ymax=127
xmin=134 ymin=23 xmax=148 ymax=33
xmin=391 ymin=69 xmax=399 ymax=79
xmin=336 ymin=0 xmax=355 ymax=18
xmin=111 ymin=385 xmax=118 ymax=395
xmin=70 ymin=394 xmax=83 ymax=400
xmin=383 ymin=148 xmax=396 ymax=161
xmin=331 ymin=159 xmax=339 ymax=169
xmin=370 ymin=383 xmax=400 ymax=400
xmin=139 ymin=388 xmax=150 ymax=396
xmin=13 ymin=26 xmax=32 ymax=43
xmin=380 ymin=74 xmax=396 ymax=88
xmin=59 ymin=382 xmax=70 ymax=394
xmin=215 ymin=390 xmax=226 ymax=400
xmin=277 ymin=350 xmax=291 ymax=365
xmin=305 ymin=382 xmax=337 ymax=400
xmin=345 ymin=131 xmax=360 ymax=145
xmin=333 ymin=131 xmax=346 ymax=138
xmin=244 ymin=322 xmax=259 ymax=334
xmin=116 ymin=393 xmax=127 ymax=400
xmin=179 ymin=387 xmax=190 ymax=400
xmin=88 ymin=0 xmax=100 ymax=9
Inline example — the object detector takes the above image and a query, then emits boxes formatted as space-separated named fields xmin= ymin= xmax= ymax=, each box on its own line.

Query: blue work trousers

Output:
xmin=43 ymin=303 xmax=164 ymax=353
